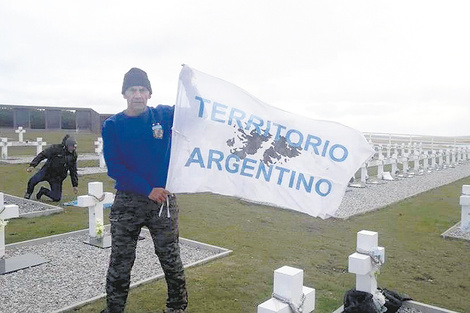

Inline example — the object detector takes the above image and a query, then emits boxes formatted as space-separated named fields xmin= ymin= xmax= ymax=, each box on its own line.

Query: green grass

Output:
xmin=1 ymin=131 xmax=469 ymax=313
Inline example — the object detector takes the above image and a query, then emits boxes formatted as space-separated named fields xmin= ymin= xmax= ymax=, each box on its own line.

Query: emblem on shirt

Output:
xmin=152 ymin=123 xmax=163 ymax=139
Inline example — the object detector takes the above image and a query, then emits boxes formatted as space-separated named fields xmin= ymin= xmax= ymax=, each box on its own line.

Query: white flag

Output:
xmin=167 ymin=66 xmax=374 ymax=218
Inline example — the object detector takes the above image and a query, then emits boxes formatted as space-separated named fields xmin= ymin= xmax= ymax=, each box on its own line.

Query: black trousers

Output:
xmin=26 ymin=169 xmax=63 ymax=201
xmin=104 ymin=191 xmax=187 ymax=313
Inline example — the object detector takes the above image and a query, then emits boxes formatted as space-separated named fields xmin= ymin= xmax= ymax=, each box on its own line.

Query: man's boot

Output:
xmin=36 ymin=187 xmax=47 ymax=200
xmin=24 ymin=192 xmax=31 ymax=199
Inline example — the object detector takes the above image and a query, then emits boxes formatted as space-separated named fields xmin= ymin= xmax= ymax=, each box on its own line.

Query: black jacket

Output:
xmin=29 ymin=135 xmax=78 ymax=186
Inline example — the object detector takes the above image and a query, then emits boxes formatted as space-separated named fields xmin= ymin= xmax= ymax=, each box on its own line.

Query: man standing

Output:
xmin=24 ymin=134 xmax=78 ymax=201
xmin=101 ymin=68 xmax=187 ymax=313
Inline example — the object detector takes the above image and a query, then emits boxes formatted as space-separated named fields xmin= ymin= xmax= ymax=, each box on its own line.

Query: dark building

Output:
xmin=0 ymin=104 xmax=112 ymax=133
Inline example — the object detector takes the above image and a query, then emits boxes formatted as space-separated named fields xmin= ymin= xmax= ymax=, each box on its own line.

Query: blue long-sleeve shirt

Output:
xmin=102 ymin=105 xmax=174 ymax=197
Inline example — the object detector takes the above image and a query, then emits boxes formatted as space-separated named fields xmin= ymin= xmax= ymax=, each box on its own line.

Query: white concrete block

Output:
xmin=356 ymin=230 xmax=378 ymax=251
xmin=257 ymin=299 xmax=290 ymax=313
xmin=273 ymin=266 xmax=303 ymax=304
xmin=461 ymin=206 xmax=470 ymax=230
xmin=302 ymin=286 xmax=316 ymax=312
xmin=0 ymin=192 xmax=19 ymax=219
xmin=462 ymin=185 xmax=470 ymax=196
xmin=459 ymin=195 xmax=470 ymax=206
xmin=88 ymin=182 xmax=104 ymax=197
xmin=257 ymin=286 xmax=315 ymax=313
xmin=77 ymin=195 xmax=96 ymax=207
xmin=356 ymin=273 xmax=377 ymax=294
xmin=348 ymin=253 xmax=373 ymax=275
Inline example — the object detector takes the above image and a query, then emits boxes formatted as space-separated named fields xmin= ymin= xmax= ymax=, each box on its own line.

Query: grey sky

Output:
xmin=1 ymin=0 xmax=469 ymax=136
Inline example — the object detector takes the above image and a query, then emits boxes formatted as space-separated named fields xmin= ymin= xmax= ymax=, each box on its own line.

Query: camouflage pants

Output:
xmin=104 ymin=191 xmax=188 ymax=313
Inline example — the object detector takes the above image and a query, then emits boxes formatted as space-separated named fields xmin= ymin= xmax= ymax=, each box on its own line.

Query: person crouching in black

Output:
xmin=24 ymin=134 xmax=79 ymax=201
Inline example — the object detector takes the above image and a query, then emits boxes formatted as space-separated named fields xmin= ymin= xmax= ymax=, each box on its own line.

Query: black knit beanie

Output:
xmin=121 ymin=68 xmax=152 ymax=95
xmin=65 ymin=136 xmax=77 ymax=147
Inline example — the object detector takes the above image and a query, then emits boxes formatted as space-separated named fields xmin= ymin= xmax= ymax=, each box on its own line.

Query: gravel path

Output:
xmin=336 ymin=162 xmax=470 ymax=218
xmin=1 ymin=231 xmax=228 ymax=313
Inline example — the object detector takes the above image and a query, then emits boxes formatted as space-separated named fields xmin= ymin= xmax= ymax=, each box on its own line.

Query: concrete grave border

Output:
xmin=5 ymin=193 xmax=64 ymax=218
xmin=4 ymin=227 xmax=232 ymax=313
xmin=441 ymin=221 xmax=470 ymax=242
xmin=333 ymin=300 xmax=459 ymax=313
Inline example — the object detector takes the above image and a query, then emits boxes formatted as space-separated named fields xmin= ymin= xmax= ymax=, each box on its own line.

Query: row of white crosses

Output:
xmin=76 ymin=182 xmax=114 ymax=246
xmin=0 ymin=192 xmax=19 ymax=258
xmin=0 ymin=137 xmax=47 ymax=159
xmin=352 ymin=142 xmax=469 ymax=186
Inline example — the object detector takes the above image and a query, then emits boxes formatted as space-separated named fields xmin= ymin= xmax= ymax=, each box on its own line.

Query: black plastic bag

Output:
xmin=342 ymin=289 xmax=377 ymax=313
xmin=380 ymin=288 xmax=413 ymax=313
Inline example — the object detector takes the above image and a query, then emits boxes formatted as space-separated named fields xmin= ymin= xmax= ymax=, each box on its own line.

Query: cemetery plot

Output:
xmin=332 ymin=230 xmax=458 ymax=313
xmin=1 ymin=193 xmax=48 ymax=275
xmin=1 ymin=228 xmax=231 ymax=313
xmin=441 ymin=184 xmax=470 ymax=242
xmin=2 ymin=193 xmax=64 ymax=218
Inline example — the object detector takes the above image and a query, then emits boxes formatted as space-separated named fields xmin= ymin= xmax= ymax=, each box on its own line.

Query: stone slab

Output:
xmin=0 ymin=252 xmax=49 ymax=274
xmin=84 ymin=235 xmax=112 ymax=249
xmin=84 ymin=234 xmax=145 ymax=249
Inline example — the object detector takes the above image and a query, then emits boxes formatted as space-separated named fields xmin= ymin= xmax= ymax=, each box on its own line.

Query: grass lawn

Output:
xmin=1 ymin=130 xmax=469 ymax=313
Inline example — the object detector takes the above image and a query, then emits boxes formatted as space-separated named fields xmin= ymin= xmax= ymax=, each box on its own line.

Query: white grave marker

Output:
xmin=34 ymin=137 xmax=47 ymax=155
xmin=0 ymin=192 xmax=49 ymax=274
xmin=94 ymin=137 xmax=106 ymax=168
xmin=15 ymin=126 xmax=26 ymax=142
xmin=77 ymin=182 xmax=114 ymax=248
xmin=0 ymin=192 xmax=19 ymax=258
xmin=0 ymin=138 xmax=12 ymax=159
xmin=258 ymin=266 xmax=315 ymax=313
xmin=460 ymin=185 xmax=470 ymax=231
xmin=348 ymin=230 xmax=385 ymax=294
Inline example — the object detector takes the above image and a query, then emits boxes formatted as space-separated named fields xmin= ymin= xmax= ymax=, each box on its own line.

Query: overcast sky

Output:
xmin=1 ymin=1 xmax=469 ymax=136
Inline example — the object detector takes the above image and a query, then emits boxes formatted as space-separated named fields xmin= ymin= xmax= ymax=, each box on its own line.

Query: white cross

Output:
xmin=0 ymin=192 xmax=20 ymax=258
xmin=412 ymin=144 xmax=421 ymax=172
xmin=76 ymin=182 xmax=114 ymax=238
xmin=399 ymin=144 xmax=411 ymax=176
xmin=15 ymin=126 xmax=26 ymax=142
xmin=258 ymin=266 xmax=315 ymax=313
xmin=460 ymin=185 xmax=470 ymax=231
xmin=422 ymin=150 xmax=429 ymax=172
xmin=0 ymin=138 xmax=12 ymax=159
xmin=33 ymin=137 xmax=47 ymax=155
xmin=360 ymin=163 xmax=368 ymax=184
xmin=94 ymin=137 xmax=106 ymax=168
xmin=348 ymin=230 xmax=385 ymax=294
